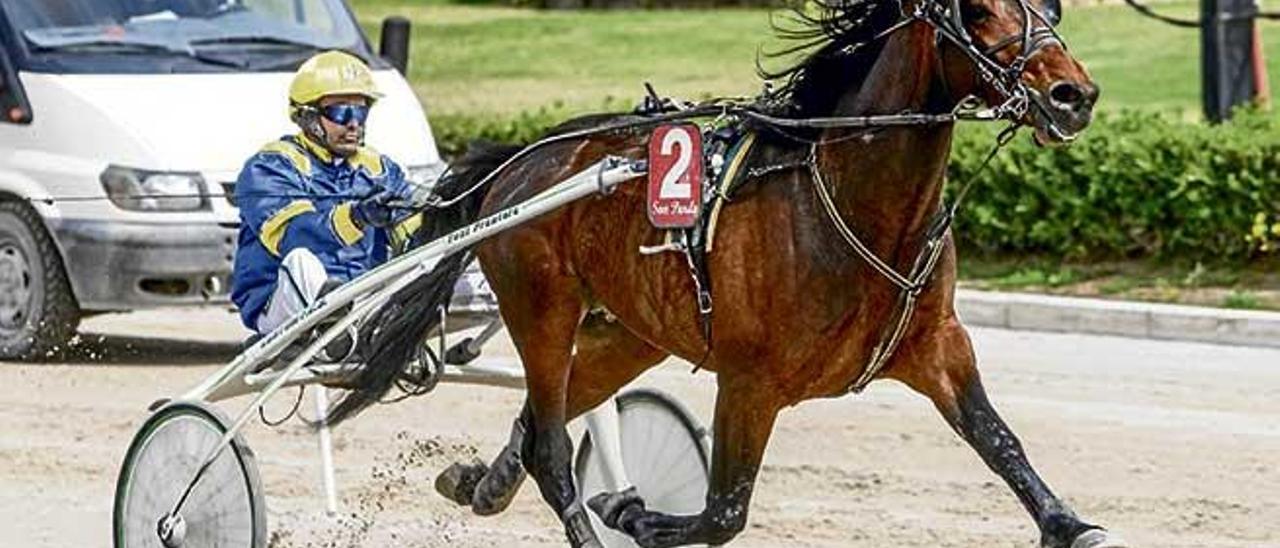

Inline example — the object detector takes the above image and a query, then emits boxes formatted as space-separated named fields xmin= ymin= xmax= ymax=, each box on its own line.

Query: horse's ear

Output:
xmin=1041 ymin=0 xmax=1062 ymax=26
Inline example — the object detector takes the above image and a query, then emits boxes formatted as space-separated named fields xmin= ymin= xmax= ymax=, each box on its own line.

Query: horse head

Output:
xmin=927 ymin=0 xmax=1099 ymax=144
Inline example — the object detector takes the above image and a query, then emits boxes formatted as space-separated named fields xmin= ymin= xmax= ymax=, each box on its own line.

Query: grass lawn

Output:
xmin=349 ymin=0 xmax=1280 ymax=118
xmin=959 ymin=256 xmax=1280 ymax=310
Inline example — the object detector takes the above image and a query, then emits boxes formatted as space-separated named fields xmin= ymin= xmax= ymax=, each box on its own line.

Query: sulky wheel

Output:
xmin=575 ymin=388 xmax=712 ymax=548
xmin=113 ymin=401 xmax=266 ymax=548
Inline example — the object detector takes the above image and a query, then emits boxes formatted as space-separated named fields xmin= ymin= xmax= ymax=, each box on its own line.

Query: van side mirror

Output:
xmin=0 ymin=48 xmax=31 ymax=124
xmin=379 ymin=16 xmax=411 ymax=76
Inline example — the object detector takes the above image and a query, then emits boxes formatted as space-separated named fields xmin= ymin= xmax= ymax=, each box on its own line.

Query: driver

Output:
xmin=231 ymin=51 xmax=424 ymax=344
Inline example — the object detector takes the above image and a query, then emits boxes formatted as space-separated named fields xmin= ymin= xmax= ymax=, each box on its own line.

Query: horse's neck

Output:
xmin=817 ymin=25 xmax=955 ymax=266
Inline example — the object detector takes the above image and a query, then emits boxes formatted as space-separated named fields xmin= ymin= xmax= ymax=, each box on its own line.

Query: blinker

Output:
xmin=947 ymin=0 xmax=1062 ymax=43
xmin=1042 ymin=0 xmax=1062 ymax=26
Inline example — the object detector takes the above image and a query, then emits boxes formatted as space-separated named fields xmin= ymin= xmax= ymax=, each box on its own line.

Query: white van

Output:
xmin=0 ymin=0 xmax=443 ymax=358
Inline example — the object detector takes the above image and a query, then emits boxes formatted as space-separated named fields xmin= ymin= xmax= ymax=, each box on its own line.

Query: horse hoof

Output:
xmin=1070 ymin=529 xmax=1128 ymax=548
xmin=433 ymin=459 xmax=487 ymax=507
xmin=471 ymin=419 xmax=528 ymax=516
xmin=470 ymin=454 xmax=526 ymax=515
xmin=587 ymin=487 xmax=645 ymax=529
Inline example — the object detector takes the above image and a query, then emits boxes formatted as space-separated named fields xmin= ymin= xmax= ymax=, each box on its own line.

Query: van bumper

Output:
xmin=52 ymin=220 xmax=237 ymax=311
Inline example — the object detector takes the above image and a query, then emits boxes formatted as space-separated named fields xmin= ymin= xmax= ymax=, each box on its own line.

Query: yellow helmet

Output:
xmin=288 ymin=51 xmax=382 ymax=106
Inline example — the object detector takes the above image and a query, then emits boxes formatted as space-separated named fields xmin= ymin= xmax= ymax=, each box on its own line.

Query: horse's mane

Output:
xmin=759 ymin=0 xmax=902 ymax=117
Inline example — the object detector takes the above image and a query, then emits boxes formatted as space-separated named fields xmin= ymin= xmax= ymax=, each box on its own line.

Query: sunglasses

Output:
xmin=320 ymin=103 xmax=371 ymax=126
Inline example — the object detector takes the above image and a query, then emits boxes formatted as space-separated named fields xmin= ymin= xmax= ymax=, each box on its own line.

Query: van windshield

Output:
xmin=2 ymin=0 xmax=376 ymax=72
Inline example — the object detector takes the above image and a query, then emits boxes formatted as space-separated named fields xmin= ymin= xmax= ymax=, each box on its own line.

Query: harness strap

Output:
xmin=849 ymin=225 xmax=950 ymax=393
xmin=687 ymin=130 xmax=761 ymax=370
xmin=807 ymin=144 xmax=917 ymax=292
xmin=705 ymin=132 xmax=758 ymax=252
xmin=805 ymin=124 xmax=1018 ymax=394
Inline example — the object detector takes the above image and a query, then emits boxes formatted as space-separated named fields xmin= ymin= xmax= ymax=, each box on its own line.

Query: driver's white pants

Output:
xmin=256 ymin=248 xmax=329 ymax=334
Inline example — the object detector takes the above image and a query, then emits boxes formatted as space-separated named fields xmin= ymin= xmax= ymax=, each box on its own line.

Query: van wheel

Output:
xmin=0 ymin=202 xmax=79 ymax=360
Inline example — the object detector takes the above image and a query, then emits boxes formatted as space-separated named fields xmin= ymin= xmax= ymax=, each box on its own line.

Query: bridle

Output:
xmin=921 ymin=0 xmax=1074 ymax=140
xmin=868 ymin=0 xmax=1065 ymax=133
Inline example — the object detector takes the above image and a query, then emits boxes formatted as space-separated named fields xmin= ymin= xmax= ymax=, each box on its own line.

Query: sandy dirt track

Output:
xmin=1 ymin=307 xmax=1277 ymax=548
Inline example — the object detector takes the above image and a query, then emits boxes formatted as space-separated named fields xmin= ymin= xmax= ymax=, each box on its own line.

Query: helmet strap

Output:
xmin=292 ymin=105 xmax=327 ymax=143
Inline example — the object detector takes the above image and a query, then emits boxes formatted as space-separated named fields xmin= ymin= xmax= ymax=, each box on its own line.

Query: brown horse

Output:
xmin=332 ymin=0 xmax=1115 ymax=546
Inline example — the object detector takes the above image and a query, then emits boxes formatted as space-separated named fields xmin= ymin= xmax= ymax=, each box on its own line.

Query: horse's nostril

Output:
xmin=1049 ymin=81 xmax=1086 ymax=110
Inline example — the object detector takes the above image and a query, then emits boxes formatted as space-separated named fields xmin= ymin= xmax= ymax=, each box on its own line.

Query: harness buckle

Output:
xmin=597 ymin=156 xmax=622 ymax=196
xmin=696 ymin=288 xmax=713 ymax=315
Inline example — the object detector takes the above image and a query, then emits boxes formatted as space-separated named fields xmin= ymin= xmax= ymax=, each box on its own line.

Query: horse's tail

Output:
xmin=326 ymin=141 xmax=522 ymax=426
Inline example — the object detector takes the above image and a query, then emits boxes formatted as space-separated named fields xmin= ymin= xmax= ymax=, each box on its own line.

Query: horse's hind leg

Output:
xmin=444 ymin=315 xmax=668 ymax=516
xmin=590 ymin=371 xmax=782 ymax=548
xmin=893 ymin=320 xmax=1126 ymax=548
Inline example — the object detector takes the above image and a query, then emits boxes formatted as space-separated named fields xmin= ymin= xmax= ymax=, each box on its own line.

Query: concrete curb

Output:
xmin=955 ymin=289 xmax=1280 ymax=348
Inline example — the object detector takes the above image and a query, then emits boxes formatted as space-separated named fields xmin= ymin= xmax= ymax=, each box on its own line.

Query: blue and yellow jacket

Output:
xmin=230 ymin=134 xmax=420 ymax=330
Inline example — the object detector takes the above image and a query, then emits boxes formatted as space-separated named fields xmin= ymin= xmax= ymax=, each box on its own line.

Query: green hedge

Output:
xmin=431 ymin=108 xmax=577 ymax=159
xmin=951 ymin=109 xmax=1280 ymax=260
xmin=429 ymin=107 xmax=1280 ymax=260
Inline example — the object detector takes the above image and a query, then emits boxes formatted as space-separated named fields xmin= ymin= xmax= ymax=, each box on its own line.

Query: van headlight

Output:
xmin=100 ymin=166 xmax=208 ymax=212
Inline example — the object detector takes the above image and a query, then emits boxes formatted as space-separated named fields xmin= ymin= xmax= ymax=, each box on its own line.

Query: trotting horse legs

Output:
xmin=589 ymin=372 xmax=782 ymax=548
xmin=441 ymin=315 xmax=668 ymax=516
xmin=893 ymin=320 xmax=1126 ymax=548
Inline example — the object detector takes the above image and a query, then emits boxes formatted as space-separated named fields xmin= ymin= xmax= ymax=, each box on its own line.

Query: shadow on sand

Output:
xmin=50 ymin=333 xmax=243 ymax=366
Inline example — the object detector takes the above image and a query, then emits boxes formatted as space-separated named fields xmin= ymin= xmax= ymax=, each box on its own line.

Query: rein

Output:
xmin=433 ymin=0 xmax=1064 ymax=207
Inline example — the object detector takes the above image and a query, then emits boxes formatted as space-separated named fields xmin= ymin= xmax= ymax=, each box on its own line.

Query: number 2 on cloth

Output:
xmin=647 ymin=124 xmax=703 ymax=228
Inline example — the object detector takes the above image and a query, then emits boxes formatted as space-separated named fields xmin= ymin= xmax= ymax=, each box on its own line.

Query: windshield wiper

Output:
xmin=189 ymin=36 xmax=324 ymax=51
xmin=33 ymin=40 xmax=246 ymax=68
xmin=188 ymin=37 xmax=334 ymax=71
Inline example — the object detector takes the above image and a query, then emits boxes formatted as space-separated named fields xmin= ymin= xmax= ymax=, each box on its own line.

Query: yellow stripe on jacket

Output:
xmin=331 ymin=202 xmax=364 ymax=246
xmin=259 ymin=141 xmax=312 ymax=177
xmin=259 ymin=200 xmax=316 ymax=256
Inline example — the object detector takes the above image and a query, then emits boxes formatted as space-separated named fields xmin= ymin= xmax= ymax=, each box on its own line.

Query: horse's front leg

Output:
xmin=893 ymin=320 xmax=1127 ymax=548
xmin=589 ymin=372 xmax=781 ymax=547
xmin=483 ymin=250 xmax=601 ymax=547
